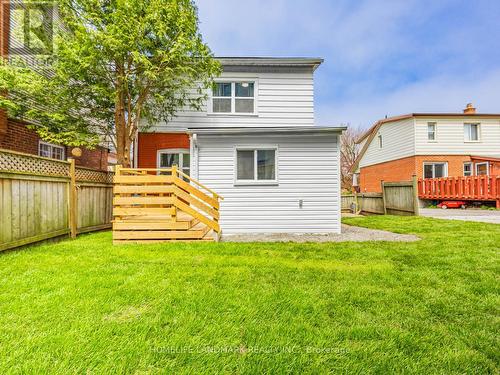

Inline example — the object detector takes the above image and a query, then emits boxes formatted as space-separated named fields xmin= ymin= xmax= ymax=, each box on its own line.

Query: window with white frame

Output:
xmin=377 ymin=134 xmax=383 ymax=149
xmin=463 ymin=162 xmax=473 ymax=176
xmin=211 ymin=81 xmax=256 ymax=114
xmin=427 ymin=122 xmax=437 ymax=141
xmin=38 ymin=141 xmax=65 ymax=160
xmin=475 ymin=162 xmax=489 ymax=176
xmin=157 ymin=149 xmax=190 ymax=176
xmin=235 ymin=148 xmax=277 ymax=183
xmin=464 ymin=123 xmax=480 ymax=142
xmin=423 ymin=162 xmax=448 ymax=179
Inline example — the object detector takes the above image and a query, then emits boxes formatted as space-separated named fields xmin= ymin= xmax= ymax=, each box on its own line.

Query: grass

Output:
xmin=0 ymin=216 xmax=498 ymax=374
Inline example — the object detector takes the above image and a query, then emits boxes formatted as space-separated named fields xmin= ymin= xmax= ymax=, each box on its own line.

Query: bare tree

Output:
xmin=340 ymin=124 xmax=364 ymax=192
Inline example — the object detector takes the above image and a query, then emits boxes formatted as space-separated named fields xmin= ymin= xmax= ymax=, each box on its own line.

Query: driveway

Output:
xmin=420 ymin=208 xmax=500 ymax=224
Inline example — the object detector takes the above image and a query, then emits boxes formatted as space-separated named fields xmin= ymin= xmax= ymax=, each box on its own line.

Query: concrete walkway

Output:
xmin=222 ymin=224 xmax=420 ymax=243
xmin=420 ymin=208 xmax=500 ymax=224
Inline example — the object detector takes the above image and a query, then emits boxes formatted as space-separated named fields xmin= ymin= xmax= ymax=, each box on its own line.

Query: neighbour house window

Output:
xmin=464 ymin=123 xmax=480 ymax=141
xmin=38 ymin=141 xmax=65 ymax=160
xmin=475 ymin=162 xmax=489 ymax=176
xmin=157 ymin=149 xmax=190 ymax=177
xmin=423 ymin=162 xmax=448 ymax=179
xmin=427 ymin=122 xmax=437 ymax=141
xmin=463 ymin=162 xmax=473 ymax=177
xmin=235 ymin=148 xmax=277 ymax=183
xmin=377 ymin=134 xmax=383 ymax=149
xmin=211 ymin=81 xmax=256 ymax=114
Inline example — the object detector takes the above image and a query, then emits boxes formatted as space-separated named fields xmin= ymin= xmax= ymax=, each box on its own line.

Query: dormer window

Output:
xmin=211 ymin=81 xmax=256 ymax=114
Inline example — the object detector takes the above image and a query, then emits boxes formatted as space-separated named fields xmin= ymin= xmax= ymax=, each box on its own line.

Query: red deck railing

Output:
xmin=418 ymin=175 xmax=500 ymax=205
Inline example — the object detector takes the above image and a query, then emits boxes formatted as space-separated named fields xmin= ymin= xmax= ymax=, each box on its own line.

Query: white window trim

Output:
xmin=427 ymin=122 xmax=437 ymax=142
xmin=463 ymin=162 xmax=473 ymax=176
xmin=423 ymin=162 xmax=448 ymax=179
xmin=475 ymin=161 xmax=489 ymax=176
xmin=208 ymin=79 xmax=259 ymax=116
xmin=234 ymin=145 xmax=279 ymax=186
xmin=156 ymin=148 xmax=190 ymax=175
xmin=38 ymin=141 xmax=65 ymax=160
xmin=464 ymin=123 xmax=481 ymax=143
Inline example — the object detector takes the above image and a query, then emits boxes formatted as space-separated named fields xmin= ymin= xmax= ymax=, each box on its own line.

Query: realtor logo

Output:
xmin=7 ymin=0 xmax=55 ymax=56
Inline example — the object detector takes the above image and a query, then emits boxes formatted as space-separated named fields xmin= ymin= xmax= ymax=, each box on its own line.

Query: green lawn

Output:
xmin=0 ymin=217 xmax=498 ymax=374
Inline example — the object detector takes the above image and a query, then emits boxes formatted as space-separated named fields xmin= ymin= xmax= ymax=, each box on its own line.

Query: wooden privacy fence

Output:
xmin=113 ymin=166 xmax=223 ymax=243
xmin=0 ymin=149 xmax=113 ymax=251
xmin=342 ymin=178 xmax=419 ymax=216
xmin=418 ymin=176 xmax=500 ymax=208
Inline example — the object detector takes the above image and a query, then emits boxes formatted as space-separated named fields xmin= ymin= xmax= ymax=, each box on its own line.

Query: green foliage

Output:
xmin=0 ymin=0 xmax=220 ymax=155
xmin=0 ymin=216 xmax=498 ymax=373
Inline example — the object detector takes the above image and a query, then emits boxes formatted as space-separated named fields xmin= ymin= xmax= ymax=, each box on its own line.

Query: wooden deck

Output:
xmin=112 ymin=166 xmax=223 ymax=243
xmin=418 ymin=175 xmax=500 ymax=208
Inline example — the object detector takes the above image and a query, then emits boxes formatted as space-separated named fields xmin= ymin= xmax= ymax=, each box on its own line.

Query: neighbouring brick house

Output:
xmin=0 ymin=1 xmax=109 ymax=170
xmin=352 ymin=104 xmax=500 ymax=192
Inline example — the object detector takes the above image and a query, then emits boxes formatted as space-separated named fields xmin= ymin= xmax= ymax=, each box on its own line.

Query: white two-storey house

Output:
xmin=135 ymin=57 xmax=345 ymax=234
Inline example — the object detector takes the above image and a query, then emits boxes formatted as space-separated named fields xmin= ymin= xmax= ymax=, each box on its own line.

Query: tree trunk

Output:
xmin=114 ymin=70 xmax=131 ymax=167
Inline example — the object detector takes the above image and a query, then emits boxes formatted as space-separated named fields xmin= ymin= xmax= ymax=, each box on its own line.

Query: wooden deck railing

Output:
xmin=113 ymin=166 xmax=223 ymax=243
xmin=418 ymin=175 xmax=500 ymax=205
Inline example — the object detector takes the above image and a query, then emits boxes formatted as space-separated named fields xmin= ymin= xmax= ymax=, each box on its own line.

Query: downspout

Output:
xmin=133 ymin=133 xmax=139 ymax=168
xmin=191 ymin=133 xmax=199 ymax=180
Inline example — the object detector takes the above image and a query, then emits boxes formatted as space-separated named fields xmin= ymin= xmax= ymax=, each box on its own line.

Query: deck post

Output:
xmin=380 ymin=180 xmax=387 ymax=214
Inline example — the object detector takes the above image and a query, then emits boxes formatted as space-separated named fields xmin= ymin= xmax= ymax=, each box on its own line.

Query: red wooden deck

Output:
xmin=418 ymin=175 xmax=500 ymax=208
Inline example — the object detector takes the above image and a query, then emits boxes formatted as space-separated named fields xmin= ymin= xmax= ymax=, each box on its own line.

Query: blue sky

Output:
xmin=196 ymin=0 xmax=500 ymax=128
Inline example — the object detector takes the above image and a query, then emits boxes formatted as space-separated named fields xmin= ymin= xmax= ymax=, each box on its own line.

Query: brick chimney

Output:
xmin=463 ymin=103 xmax=476 ymax=114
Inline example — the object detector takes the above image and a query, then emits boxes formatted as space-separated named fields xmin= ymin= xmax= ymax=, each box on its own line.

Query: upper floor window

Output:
xmin=39 ymin=141 xmax=65 ymax=160
xmin=427 ymin=122 xmax=437 ymax=141
xmin=464 ymin=123 xmax=480 ymax=142
xmin=377 ymin=134 xmax=383 ymax=149
xmin=211 ymin=81 xmax=256 ymax=114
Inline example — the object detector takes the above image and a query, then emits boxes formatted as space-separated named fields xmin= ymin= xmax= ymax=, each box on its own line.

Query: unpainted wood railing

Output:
xmin=112 ymin=165 xmax=223 ymax=243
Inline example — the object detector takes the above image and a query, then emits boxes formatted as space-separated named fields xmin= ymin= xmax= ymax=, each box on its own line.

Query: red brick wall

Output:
xmin=138 ymin=132 xmax=190 ymax=168
xmin=0 ymin=119 xmax=40 ymax=154
xmin=359 ymin=154 xmax=498 ymax=192
xmin=0 ymin=119 xmax=109 ymax=170
xmin=359 ymin=156 xmax=417 ymax=192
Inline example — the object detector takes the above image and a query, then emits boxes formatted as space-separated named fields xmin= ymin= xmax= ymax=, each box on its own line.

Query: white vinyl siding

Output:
xmin=193 ymin=133 xmax=340 ymax=234
xmin=359 ymin=118 xmax=415 ymax=168
xmin=155 ymin=71 xmax=314 ymax=129
xmin=415 ymin=117 xmax=500 ymax=156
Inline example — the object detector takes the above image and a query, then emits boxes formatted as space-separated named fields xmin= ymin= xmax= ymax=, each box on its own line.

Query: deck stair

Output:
xmin=112 ymin=166 xmax=222 ymax=244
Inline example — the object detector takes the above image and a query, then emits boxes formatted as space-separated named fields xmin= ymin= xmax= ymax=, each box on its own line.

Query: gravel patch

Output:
xmin=420 ymin=208 xmax=500 ymax=224
xmin=221 ymin=224 xmax=420 ymax=243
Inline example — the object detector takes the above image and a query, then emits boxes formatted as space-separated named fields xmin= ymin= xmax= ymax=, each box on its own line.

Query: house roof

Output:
xmin=187 ymin=126 xmax=346 ymax=135
xmin=351 ymin=112 xmax=500 ymax=173
xmin=217 ymin=57 xmax=324 ymax=72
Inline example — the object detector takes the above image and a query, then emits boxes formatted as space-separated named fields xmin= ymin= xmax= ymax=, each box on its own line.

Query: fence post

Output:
xmin=68 ymin=158 xmax=77 ymax=238
xmin=412 ymin=175 xmax=420 ymax=216
xmin=380 ymin=180 xmax=387 ymax=215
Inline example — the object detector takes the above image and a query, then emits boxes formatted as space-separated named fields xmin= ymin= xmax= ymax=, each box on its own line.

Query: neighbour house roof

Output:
xmin=351 ymin=112 xmax=500 ymax=173
xmin=217 ymin=57 xmax=324 ymax=72
xmin=187 ymin=126 xmax=346 ymax=135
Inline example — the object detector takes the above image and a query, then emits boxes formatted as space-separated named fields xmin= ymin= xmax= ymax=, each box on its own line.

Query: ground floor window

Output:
xmin=423 ymin=162 xmax=448 ymax=179
xmin=39 ymin=141 xmax=65 ymax=160
xmin=157 ymin=149 xmax=190 ymax=176
xmin=475 ymin=162 xmax=489 ymax=176
xmin=235 ymin=147 xmax=277 ymax=184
